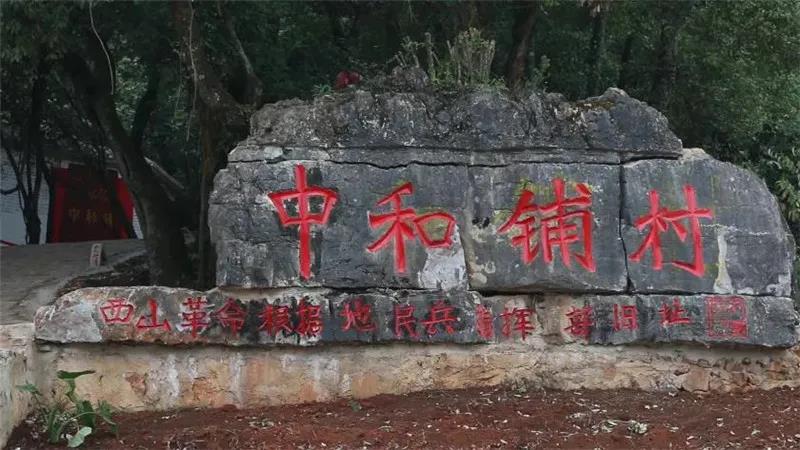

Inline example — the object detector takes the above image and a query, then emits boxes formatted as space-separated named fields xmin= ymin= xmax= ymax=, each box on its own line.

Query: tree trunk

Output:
xmin=63 ymin=35 xmax=191 ymax=285
xmin=585 ymin=11 xmax=606 ymax=96
xmin=22 ymin=57 xmax=47 ymax=244
xmin=650 ymin=22 xmax=679 ymax=110
xmin=172 ymin=0 xmax=258 ymax=288
xmin=617 ymin=33 xmax=634 ymax=91
xmin=92 ymin=92 xmax=191 ymax=285
xmin=505 ymin=1 xmax=539 ymax=91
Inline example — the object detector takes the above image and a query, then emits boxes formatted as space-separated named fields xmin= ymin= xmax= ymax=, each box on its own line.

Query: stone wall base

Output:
xmin=36 ymin=340 xmax=800 ymax=412
xmin=4 ymin=324 xmax=800 ymax=448
xmin=0 ymin=324 xmax=39 ymax=449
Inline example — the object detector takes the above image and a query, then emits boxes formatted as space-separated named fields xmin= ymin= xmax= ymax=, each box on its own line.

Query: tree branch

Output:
xmin=217 ymin=0 xmax=263 ymax=105
xmin=130 ymin=60 xmax=161 ymax=152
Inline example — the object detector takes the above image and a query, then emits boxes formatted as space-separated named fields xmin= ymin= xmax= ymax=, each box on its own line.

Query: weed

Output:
xmin=16 ymin=370 xmax=117 ymax=447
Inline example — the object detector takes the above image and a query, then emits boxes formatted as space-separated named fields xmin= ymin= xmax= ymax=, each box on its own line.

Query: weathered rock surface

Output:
xmin=35 ymin=287 xmax=797 ymax=348
xmin=621 ymin=151 xmax=795 ymax=296
xmin=465 ymin=163 xmax=626 ymax=292
xmin=35 ymin=287 xmax=503 ymax=346
xmin=210 ymin=161 xmax=470 ymax=290
xmin=536 ymin=294 xmax=798 ymax=348
xmin=231 ymin=83 xmax=682 ymax=165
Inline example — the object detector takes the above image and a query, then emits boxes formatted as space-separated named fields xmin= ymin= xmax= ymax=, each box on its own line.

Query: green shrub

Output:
xmin=16 ymin=370 xmax=117 ymax=448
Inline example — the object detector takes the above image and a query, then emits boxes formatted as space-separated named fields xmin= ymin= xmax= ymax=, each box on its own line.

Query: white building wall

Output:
xmin=0 ymin=153 xmax=50 ymax=245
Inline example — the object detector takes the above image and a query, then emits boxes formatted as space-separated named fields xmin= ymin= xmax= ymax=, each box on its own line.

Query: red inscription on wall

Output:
xmin=181 ymin=297 xmax=210 ymax=338
xmin=296 ymin=299 xmax=323 ymax=338
xmin=564 ymin=306 xmax=594 ymax=338
xmin=629 ymin=185 xmax=713 ymax=277
xmin=268 ymin=164 xmax=338 ymax=280
xmin=215 ymin=298 xmax=247 ymax=337
xmin=135 ymin=299 xmax=172 ymax=331
xmin=706 ymin=296 xmax=748 ymax=338
xmin=339 ymin=298 xmax=376 ymax=333
xmin=367 ymin=182 xmax=456 ymax=274
xmin=500 ymin=307 xmax=535 ymax=340
xmin=259 ymin=304 xmax=293 ymax=337
xmin=421 ymin=300 xmax=457 ymax=336
xmin=394 ymin=304 xmax=419 ymax=338
xmin=475 ymin=305 xmax=494 ymax=339
xmin=659 ymin=299 xmax=691 ymax=326
xmin=99 ymin=298 xmax=134 ymax=325
xmin=612 ymin=304 xmax=638 ymax=331
xmin=499 ymin=178 xmax=595 ymax=272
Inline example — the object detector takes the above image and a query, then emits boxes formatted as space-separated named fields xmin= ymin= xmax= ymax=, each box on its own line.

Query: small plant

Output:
xmin=393 ymin=28 xmax=500 ymax=88
xmin=16 ymin=370 xmax=117 ymax=448
xmin=312 ymin=83 xmax=333 ymax=97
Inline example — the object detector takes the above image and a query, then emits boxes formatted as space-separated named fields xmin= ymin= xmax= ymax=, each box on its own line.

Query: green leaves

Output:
xmin=15 ymin=383 xmax=42 ymax=396
xmin=19 ymin=369 xmax=114 ymax=447
xmin=67 ymin=426 xmax=92 ymax=448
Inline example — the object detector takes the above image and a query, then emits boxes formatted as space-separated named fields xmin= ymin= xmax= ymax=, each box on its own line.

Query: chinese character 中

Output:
xmin=268 ymin=164 xmax=338 ymax=280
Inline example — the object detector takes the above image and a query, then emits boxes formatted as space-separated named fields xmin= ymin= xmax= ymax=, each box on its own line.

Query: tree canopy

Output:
xmin=2 ymin=0 xmax=798 ymax=288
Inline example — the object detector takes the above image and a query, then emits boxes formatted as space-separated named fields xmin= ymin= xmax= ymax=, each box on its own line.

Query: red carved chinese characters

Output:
xmin=296 ymin=299 xmax=323 ymax=338
xmin=500 ymin=307 xmax=535 ymax=340
xmin=339 ymin=298 xmax=376 ymax=333
xmin=659 ymin=299 xmax=691 ymax=326
xmin=564 ymin=306 xmax=593 ymax=338
xmin=268 ymin=164 xmax=338 ymax=280
xmin=135 ymin=299 xmax=171 ymax=331
xmin=629 ymin=185 xmax=713 ymax=277
xmin=99 ymin=298 xmax=134 ymax=325
xmin=421 ymin=300 xmax=457 ymax=336
xmin=706 ymin=296 xmax=748 ymax=338
xmin=394 ymin=304 xmax=418 ymax=338
xmin=259 ymin=304 xmax=293 ymax=337
xmin=475 ymin=305 xmax=495 ymax=339
xmin=215 ymin=298 xmax=247 ymax=337
xmin=612 ymin=304 xmax=638 ymax=331
xmin=367 ymin=183 xmax=456 ymax=274
xmin=499 ymin=178 xmax=595 ymax=272
xmin=181 ymin=297 xmax=210 ymax=338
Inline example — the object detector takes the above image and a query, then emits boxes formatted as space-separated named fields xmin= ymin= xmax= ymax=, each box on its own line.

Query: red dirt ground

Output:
xmin=7 ymin=385 xmax=800 ymax=449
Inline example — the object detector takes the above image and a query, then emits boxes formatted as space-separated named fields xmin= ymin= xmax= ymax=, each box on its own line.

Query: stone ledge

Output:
xmin=33 ymin=341 xmax=800 ymax=413
xmin=34 ymin=287 xmax=799 ymax=349
xmin=241 ymin=78 xmax=682 ymax=162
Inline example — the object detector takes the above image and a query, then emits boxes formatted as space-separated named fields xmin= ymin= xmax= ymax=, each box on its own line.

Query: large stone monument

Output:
xmin=33 ymin=70 xmax=799 ymax=409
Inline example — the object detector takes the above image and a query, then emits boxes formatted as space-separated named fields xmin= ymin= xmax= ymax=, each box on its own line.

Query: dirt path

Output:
xmin=0 ymin=239 xmax=145 ymax=325
xmin=8 ymin=386 xmax=800 ymax=449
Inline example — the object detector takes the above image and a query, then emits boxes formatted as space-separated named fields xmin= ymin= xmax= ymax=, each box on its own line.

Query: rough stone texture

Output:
xmin=210 ymin=161 xmax=470 ymax=290
xmin=232 ymin=79 xmax=682 ymax=165
xmin=536 ymin=294 xmax=798 ymax=348
xmin=31 ymin=340 xmax=800 ymax=415
xmin=35 ymin=287 xmax=509 ymax=347
xmin=35 ymin=287 xmax=797 ymax=349
xmin=465 ymin=163 xmax=626 ymax=292
xmin=622 ymin=151 xmax=795 ymax=296
xmin=0 ymin=324 xmax=39 ymax=449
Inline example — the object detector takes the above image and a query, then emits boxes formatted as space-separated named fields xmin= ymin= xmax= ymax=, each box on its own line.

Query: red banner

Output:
xmin=50 ymin=165 xmax=134 ymax=242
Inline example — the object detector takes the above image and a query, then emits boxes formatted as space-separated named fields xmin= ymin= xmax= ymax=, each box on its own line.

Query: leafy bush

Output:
xmin=394 ymin=28 xmax=500 ymax=88
xmin=16 ymin=370 xmax=117 ymax=448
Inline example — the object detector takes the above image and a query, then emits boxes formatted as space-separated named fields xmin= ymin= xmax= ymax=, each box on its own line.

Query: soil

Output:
xmin=55 ymin=255 xmax=149 ymax=297
xmin=7 ymin=385 xmax=800 ymax=449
